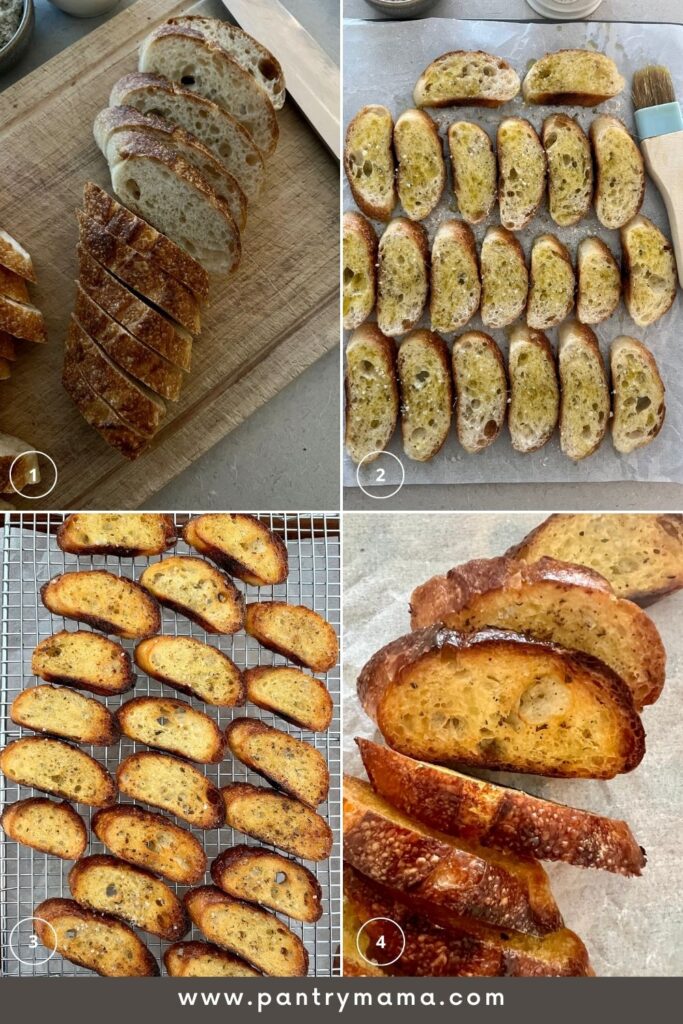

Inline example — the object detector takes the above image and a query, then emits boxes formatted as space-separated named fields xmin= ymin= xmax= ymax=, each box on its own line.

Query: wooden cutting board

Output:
xmin=0 ymin=0 xmax=338 ymax=509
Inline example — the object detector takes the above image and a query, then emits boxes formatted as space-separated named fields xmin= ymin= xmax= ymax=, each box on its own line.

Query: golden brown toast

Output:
xmin=211 ymin=845 xmax=323 ymax=923
xmin=11 ymin=685 xmax=119 ymax=745
xmin=117 ymin=751 xmax=224 ymax=828
xmin=134 ymin=634 xmax=244 ymax=706
xmin=140 ymin=556 xmax=244 ymax=634
xmin=0 ymin=737 xmax=116 ymax=806
xmin=41 ymin=571 xmax=160 ymax=639
xmin=164 ymin=941 xmax=261 ymax=977
xmin=117 ymin=696 xmax=226 ymax=763
xmin=245 ymin=601 xmax=338 ymax=672
xmin=32 ymin=630 xmax=135 ymax=696
xmin=92 ymin=805 xmax=206 ymax=884
xmin=183 ymin=514 xmax=288 ymax=586
xmin=226 ymin=718 xmax=329 ymax=807
xmin=57 ymin=513 xmax=176 ymax=556
xmin=222 ymin=783 xmax=332 ymax=861
xmin=1 ymin=798 xmax=87 ymax=860
xmin=244 ymin=666 xmax=333 ymax=732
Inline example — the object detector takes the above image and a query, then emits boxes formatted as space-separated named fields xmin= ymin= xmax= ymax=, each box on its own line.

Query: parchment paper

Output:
xmin=342 ymin=512 xmax=683 ymax=976
xmin=343 ymin=18 xmax=683 ymax=488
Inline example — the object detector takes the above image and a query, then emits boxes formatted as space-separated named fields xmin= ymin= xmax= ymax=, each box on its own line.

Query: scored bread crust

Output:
xmin=452 ymin=331 xmax=507 ymax=453
xmin=211 ymin=845 xmax=323 ymax=923
xmin=576 ymin=236 xmax=621 ymax=325
xmin=92 ymin=805 xmax=207 ymax=884
xmin=117 ymin=751 xmax=225 ymax=828
xmin=164 ymin=940 xmax=262 ymax=977
xmin=57 ymin=512 xmax=176 ymax=557
xmin=222 ymin=782 xmax=333 ymax=861
xmin=542 ymin=114 xmax=593 ymax=227
xmin=558 ymin=321 xmax=610 ymax=461
xmin=522 ymin=49 xmax=625 ymax=106
xmin=244 ymin=666 xmax=333 ymax=732
xmin=344 ymin=324 xmax=399 ymax=465
xmin=134 ymin=635 xmax=245 ymax=706
xmin=245 ymin=601 xmax=339 ymax=672
xmin=62 ymin=358 xmax=150 ymax=461
xmin=0 ymin=736 xmax=117 ymax=806
xmin=394 ymin=109 xmax=445 ymax=222
xmin=183 ymin=513 xmax=288 ymax=586
xmin=610 ymin=336 xmax=666 ymax=452
xmin=116 ymin=696 xmax=227 ymax=764
xmin=0 ymin=294 xmax=47 ymax=343
xmin=621 ymin=215 xmax=677 ymax=328
xmin=1 ymin=798 xmax=87 ymax=860
xmin=591 ymin=116 xmax=645 ymax=230
xmin=139 ymin=555 xmax=245 ymax=634
xmin=342 ymin=210 xmax=378 ymax=331
xmin=414 ymin=50 xmax=520 ymax=108
xmin=41 ymin=569 xmax=161 ymax=639
xmin=0 ymin=229 xmax=36 ymax=282
xmin=226 ymin=718 xmax=330 ymax=807
xmin=358 ymin=738 xmax=646 ymax=876
xmin=11 ymin=684 xmax=120 ymax=746
xmin=32 ymin=630 xmax=135 ymax=696
xmin=344 ymin=104 xmax=397 ymax=221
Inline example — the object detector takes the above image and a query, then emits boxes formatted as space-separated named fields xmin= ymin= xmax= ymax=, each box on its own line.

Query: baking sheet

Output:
xmin=342 ymin=512 xmax=683 ymax=977
xmin=343 ymin=18 xmax=683 ymax=488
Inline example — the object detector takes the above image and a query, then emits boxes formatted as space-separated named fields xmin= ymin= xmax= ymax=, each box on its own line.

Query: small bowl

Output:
xmin=0 ymin=0 xmax=34 ymax=75
xmin=364 ymin=0 xmax=439 ymax=18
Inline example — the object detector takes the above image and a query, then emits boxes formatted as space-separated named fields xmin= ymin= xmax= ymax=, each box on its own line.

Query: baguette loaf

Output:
xmin=377 ymin=218 xmax=429 ymax=337
xmin=0 ymin=229 xmax=36 ymax=281
xmin=522 ymin=50 xmax=625 ymax=105
xmin=32 ymin=630 xmax=134 ymax=696
xmin=62 ymin=358 xmax=150 ymax=461
xmin=57 ymin=512 xmax=176 ymax=557
xmin=591 ymin=116 xmax=645 ymax=230
xmin=139 ymin=555 xmax=244 ymax=634
xmin=11 ymin=685 xmax=119 ymax=746
xmin=344 ymin=105 xmax=396 ymax=221
xmin=508 ymin=325 xmax=559 ymax=453
xmin=452 ymin=331 xmax=507 ymax=453
xmin=183 ymin=513 xmax=288 ymax=586
xmin=245 ymin=601 xmax=338 ymax=672
xmin=429 ymin=219 xmax=480 ymax=334
xmin=480 ymin=226 xmax=528 ymax=328
xmin=447 ymin=121 xmax=496 ymax=225
xmin=41 ymin=570 xmax=160 ymax=639
xmin=117 ymin=751 xmax=224 ymax=828
xmin=527 ymin=234 xmax=575 ymax=330
xmin=117 ymin=696 xmax=226 ymax=763
xmin=226 ymin=718 xmax=329 ymax=807
xmin=0 ymin=294 xmax=47 ymax=343
xmin=559 ymin=320 xmax=610 ymax=461
xmin=414 ymin=51 xmax=520 ymax=108
xmin=165 ymin=941 xmax=261 ymax=977
xmin=542 ymin=114 xmax=592 ymax=227
xmin=134 ymin=635 xmax=244 ymax=706
xmin=1 ymin=798 xmax=87 ymax=860
xmin=621 ymin=215 xmax=677 ymax=327
xmin=610 ymin=336 xmax=665 ymax=453
xmin=211 ymin=846 xmax=323 ymax=923
xmin=397 ymin=329 xmax=452 ymax=461
xmin=0 ymin=264 xmax=30 ymax=303
xmin=394 ymin=109 xmax=445 ymax=221
xmin=244 ymin=666 xmax=333 ymax=732
xmin=0 ymin=736 xmax=117 ymax=806
xmin=344 ymin=324 xmax=398 ymax=464
xmin=343 ymin=211 xmax=377 ymax=331
xmin=92 ymin=805 xmax=206 ymax=884
xmin=222 ymin=782 xmax=333 ymax=861
xmin=576 ymin=237 xmax=621 ymax=325
xmin=497 ymin=117 xmax=546 ymax=231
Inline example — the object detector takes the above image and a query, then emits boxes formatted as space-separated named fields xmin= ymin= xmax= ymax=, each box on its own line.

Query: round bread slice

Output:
xmin=165 ymin=941 xmax=261 ymax=977
xmin=344 ymin=104 xmax=396 ymax=221
xmin=211 ymin=845 xmax=323 ymax=923
xmin=0 ymin=737 xmax=117 ymax=806
xmin=377 ymin=218 xmax=429 ymax=337
xmin=117 ymin=751 xmax=225 ymax=828
xmin=226 ymin=718 xmax=330 ymax=807
xmin=11 ymin=685 xmax=119 ymax=745
xmin=527 ymin=234 xmax=575 ymax=330
xmin=591 ymin=115 xmax=645 ymax=230
xmin=452 ymin=331 xmax=507 ymax=453
xmin=543 ymin=114 xmax=593 ymax=227
xmin=32 ymin=630 xmax=134 ymax=696
xmin=447 ymin=121 xmax=496 ymax=225
xmin=1 ymin=798 xmax=87 ymax=860
xmin=497 ymin=117 xmax=546 ymax=231
xmin=134 ymin=635 xmax=244 ymax=705
xmin=343 ymin=210 xmax=377 ymax=331
xmin=41 ymin=570 xmax=160 ymax=639
xmin=610 ymin=336 xmax=666 ymax=453
xmin=116 ymin=696 xmax=226 ymax=763
xmin=558 ymin=321 xmax=610 ymax=461
xmin=183 ymin=513 xmax=288 ymax=586
xmin=414 ymin=50 xmax=520 ymax=107
xmin=522 ymin=49 xmax=625 ymax=105
xmin=222 ymin=782 xmax=333 ymax=861
xmin=394 ymin=109 xmax=445 ymax=221
xmin=430 ymin=220 xmax=480 ymax=334
xmin=344 ymin=324 xmax=399 ymax=465
xmin=244 ymin=666 xmax=333 ymax=732
xmin=92 ymin=805 xmax=206 ymax=884
xmin=245 ymin=601 xmax=338 ymax=672
xmin=508 ymin=325 xmax=559 ymax=453
xmin=139 ymin=555 xmax=244 ymax=633
xmin=576 ymin=237 xmax=621 ymax=325
xmin=397 ymin=329 xmax=452 ymax=462
xmin=57 ymin=512 xmax=176 ymax=557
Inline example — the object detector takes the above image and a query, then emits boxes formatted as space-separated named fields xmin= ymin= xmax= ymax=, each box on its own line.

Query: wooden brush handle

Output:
xmin=642 ymin=132 xmax=683 ymax=289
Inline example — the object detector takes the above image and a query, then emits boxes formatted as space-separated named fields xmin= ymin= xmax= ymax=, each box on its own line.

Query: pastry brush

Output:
xmin=633 ymin=65 xmax=683 ymax=287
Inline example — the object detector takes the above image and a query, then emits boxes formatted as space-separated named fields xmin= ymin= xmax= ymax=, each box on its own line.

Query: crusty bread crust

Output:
xmin=57 ymin=512 xmax=176 ymax=557
xmin=0 ymin=229 xmax=36 ymax=282
xmin=0 ymin=294 xmax=47 ymax=343
xmin=117 ymin=751 xmax=225 ymax=828
xmin=62 ymin=359 xmax=150 ymax=461
xmin=183 ymin=513 xmax=288 ymax=586
xmin=164 ymin=941 xmax=261 ymax=977
xmin=32 ymin=630 xmax=135 ymax=696
xmin=222 ymin=782 xmax=333 ymax=861
xmin=1 ymin=798 xmax=87 ymax=860
xmin=41 ymin=570 xmax=160 ymax=639
xmin=245 ymin=601 xmax=338 ymax=672
xmin=0 ymin=265 xmax=29 ymax=303
xmin=92 ymin=805 xmax=206 ymax=884
xmin=211 ymin=845 xmax=323 ymax=923
xmin=226 ymin=718 xmax=330 ymax=807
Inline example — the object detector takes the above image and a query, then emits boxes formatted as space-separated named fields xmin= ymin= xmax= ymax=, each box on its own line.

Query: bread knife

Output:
xmin=219 ymin=0 xmax=340 ymax=159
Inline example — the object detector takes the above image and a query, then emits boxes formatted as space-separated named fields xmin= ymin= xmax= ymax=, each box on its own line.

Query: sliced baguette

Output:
xmin=343 ymin=884 xmax=389 ymax=977
xmin=543 ymin=114 xmax=592 ymax=227
xmin=1 ymin=798 xmax=87 ymax=860
xmin=222 ymin=782 xmax=333 ymax=861
xmin=508 ymin=325 xmax=559 ymax=453
xmin=0 ymin=264 xmax=30 ymax=303
xmin=591 ymin=115 xmax=645 ymax=230
xmin=394 ymin=109 xmax=445 ymax=221
xmin=344 ymin=324 xmax=398 ymax=464
xmin=447 ymin=121 xmax=496 ymax=225
xmin=0 ymin=331 xmax=18 ymax=359
xmin=183 ymin=513 xmax=288 ymax=586
xmin=523 ymin=50 xmax=625 ymax=105
xmin=621 ymin=215 xmax=677 ymax=327
xmin=527 ymin=234 xmax=575 ymax=330
xmin=397 ymin=329 xmax=452 ymax=461
xmin=0 ymin=229 xmax=36 ymax=281
xmin=11 ymin=685 xmax=119 ymax=745
xmin=480 ymin=226 xmax=528 ymax=328
xmin=610 ymin=335 xmax=666 ymax=453
xmin=497 ymin=117 xmax=546 ymax=231
xmin=245 ymin=601 xmax=338 ymax=672
xmin=57 ymin=512 xmax=176 ymax=557
xmin=377 ymin=218 xmax=429 ymax=337
xmin=117 ymin=696 xmax=226 ymax=764
xmin=0 ymin=736 xmax=117 ymax=806
xmin=452 ymin=331 xmax=507 ymax=453
xmin=343 ymin=211 xmax=377 ymax=331
xmin=92 ymin=805 xmax=206 ymax=884
xmin=212 ymin=846 xmax=323 ymax=923
xmin=244 ymin=666 xmax=333 ymax=732
xmin=0 ymin=294 xmax=47 ymax=343
xmin=576 ymin=236 xmax=621 ymax=325
xmin=117 ymin=751 xmax=225 ymax=828
xmin=357 ymin=624 xmax=646 ymax=778
xmin=429 ymin=219 xmax=480 ymax=334
xmin=62 ymin=358 xmax=150 ymax=461
xmin=344 ymin=105 xmax=396 ymax=221
xmin=0 ymin=432 xmax=40 ymax=493
xmin=165 ymin=941 xmax=261 ymax=977
xmin=559 ymin=321 xmax=610 ymax=461
xmin=32 ymin=630 xmax=134 ymax=697
xmin=41 ymin=570 xmax=160 ymax=639
xmin=414 ymin=51 xmax=520 ymax=108
xmin=226 ymin=718 xmax=329 ymax=807
xmin=134 ymin=634 xmax=244 ymax=706
xmin=139 ymin=555 xmax=244 ymax=634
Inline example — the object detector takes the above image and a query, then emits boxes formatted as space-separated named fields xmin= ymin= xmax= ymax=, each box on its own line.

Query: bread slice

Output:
xmin=0 ymin=736 xmax=117 ymax=805
xmin=559 ymin=321 xmax=610 ymax=461
xmin=134 ymin=635 xmax=244 ymax=706
xmin=344 ymin=777 xmax=560 ymax=936
xmin=508 ymin=325 xmax=559 ymax=453
xmin=32 ymin=630 xmax=134 ymax=696
xmin=410 ymin=554 xmax=665 ymax=708
xmin=34 ymin=898 xmax=159 ymax=976
xmin=429 ymin=220 xmax=480 ymax=334
xmin=343 ymin=211 xmax=377 ymax=331
xmin=542 ymin=114 xmax=592 ymax=227
xmin=0 ymin=293 xmax=47 ymax=343
xmin=377 ymin=218 xmax=429 ymax=337
xmin=110 ymin=73 xmax=264 ymax=200
xmin=139 ymin=555 xmax=244 ymax=634
xmin=480 ymin=226 xmax=528 ymax=328
xmin=92 ymin=805 xmax=206 ymax=883
xmin=394 ymin=109 xmax=445 ymax=221
xmin=68 ymin=854 xmax=188 ymax=940
xmin=212 ymin=845 xmax=323 ymax=923
xmin=222 ymin=782 xmax=333 ymax=861
xmin=447 ymin=121 xmax=496 ymax=225
xmin=452 ymin=331 xmax=507 ymax=453
xmin=0 ymin=229 xmax=36 ymax=281
xmin=226 ymin=718 xmax=329 ymax=807
xmin=139 ymin=26 xmax=278 ymax=156
xmin=117 ymin=696 xmax=226 ymax=763
xmin=527 ymin=234 xmax=575 ymax=330
xmin=0 ymin=331 xmax=18 ymax=360
xmin=343 ymin=883 xmax=390 ymax=977
xmin=576 ymin=236 xmax=621 ymax=325
xmin=185 ymin=886 xmax=308 ymax=977
xmin=42 ymin=570 xmax=160 ymax=639
xmin=357 ymin=624 xmax=646 ymax=778
xmin=344 ymin=105 xmax=396 ymax=221
xmin=62 ymin=358 xmax=150 ymax=461
xmin=358 ymin=739 xmax=646 ymax=876
xmin=0 ymin=264 xmax=30 ymax=303
xmin=165 ymin=941 xmax=261 ymax=977
xmin=414 ymin=51 xmax=520 ymax=107
xmin=244 ymin=666 xmax=333 ymax=732
xmin=0 ymin=432 xmax=40 ymax=493
xmin=117 ymin=751 xmax=224 ymax=828
xmin=621 ymin=215 xmax=677 ymax=327
xmin=397 ymin=329 xmax=452 ymax=461
xmin=591 ymin=115 xmax=644 ymax=230
xmin=183 ymin=513 xmax=288 ymax=586
xmin=57 ymin=512 xmax=176 ymax=557
xmin=1 ymin=798 xmax=87 ymax=860
xmin=522 ymin=50 xmax=625 ymax=105
xmin=11 ymin=685 xmax=119 ymax=745
xmin=497 ymin=117 xmax=546 ymax=231
xmin=611 ymin=335 xmax=666 ymax=453
xmin=344 ymin=324 xmax=398 ymax=465
xmin=0 ymin=356 xmax=11 ymax=379
xmin=245 ymin=601 xmax=338 ymax=672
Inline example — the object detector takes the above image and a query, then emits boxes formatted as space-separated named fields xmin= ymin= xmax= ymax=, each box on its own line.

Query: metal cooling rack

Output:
xmin=0 ymin=512 xmax=341 ymax=977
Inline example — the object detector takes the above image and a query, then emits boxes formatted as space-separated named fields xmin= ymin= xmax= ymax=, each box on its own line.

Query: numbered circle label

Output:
xmin=9 ymin=916 xmax=55 ymax=966
xmin=356 ymin=451 xmax=405 ymax=500
xmin=356 ymin=916 xmax=406 ymax=967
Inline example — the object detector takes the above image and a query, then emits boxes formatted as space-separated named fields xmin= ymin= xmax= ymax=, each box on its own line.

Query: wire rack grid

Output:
xmin=0 ymin=512 xmax=341 ymax=978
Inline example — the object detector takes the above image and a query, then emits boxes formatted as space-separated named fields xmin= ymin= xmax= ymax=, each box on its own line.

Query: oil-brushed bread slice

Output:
xmin=32 ymin=630 xmax=135 ymax=697
xmin=116 ymin=696 xmax=226 ymax=764
xmin=344 ymin=324 xmax=398 ymax=464
xmin=394 ymin=109 xmax=445 ymax=221
xmin=447 ymin=121 xmax=496 ymax=225
xmin=0 ymin=229 xmax=36 ymax=281
xmin=343 ymin=211 xmax=377 ymax=331
xmin=110 ymin=73 xmax=264 ymax=200
xmin=508 ymin=325 xmax=559 ymax=453
xmin=576 ymin=237 xmax=621 ymax=325
xmin=211 ymin=846 xmax=323 ymax=923
xmin=117 ymin=751 xmax=225 ymax=828
xmin=397 ymin=329 xmax=452 ymax=461
xmin=621 ymin=215 xmax=677 ymax=327
xmin=1 ymin=797 xmax=87 ymax=860
xmin=591 ymin=115 xmax=645 ymax=230
xmin=497 ymin=117 xmax=546 ymax=231
xmin=414 ymin=51 xmax=520 ymax=108
xmin=0 ymin=264 xmax=30 ymax=303
xmin=244 ymin=666 xmax=333 ymax=732
xmin=62 ymin=358 xmax=150 ymax=461
xmin=452 ymin=331 xmax=507 ymax=453
xmin=222 ymin=782 xmax=333 ymax=861
xmin=611 ymin=336 xmax=666 ymax=453
xmin=527 ymin=234 xmax=575 ymax=330
xmin=139 ymin=25 xmax=278 ymax=156
xmin=11 ymin=685 xmax=120 ymax=745
xmin=559 ymin=321 xmax=610 ymax=461
xmin=57 ymin=512 xmax=176 ymax=557
xmin=0 ymin=737 xmax=117 ymax=806
xmin=135 ymin=635 xmax=245 ymax=706
xmin=377 ymin=218 xmax=429 ymax=337
xmin=92 ymin=805 xmax=206 ymax=884
xmin=542 ymin=114 xmax=593 ymax=227
xmin=480 ymin=226 xmax=528 ymax=329
xmin=523 ymin=50 xmax=625 ymax=105
xmin=41 ymin=570 xmax=160 ymax=639
xmin=429 ymin=220 xmax=480 ymax=334
xmin=34 ymin=899 xmax=159 ymax=976
xmin=139 ymin=555 xmax=244 ymax=634
xmin=165 ymin=941 xmax=261 ymax=977
xmin=226 ymin=718 xmax=329 ymax=807
xmin=183 ymin=513 xmax=288 ymax=586
xmin=0 ymin=294 xmax=47 ymax=343
xmin=245 ymin=601 xmax=338 ymax=672
xmin=344 ymin=105 xmax=397 ymax=221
